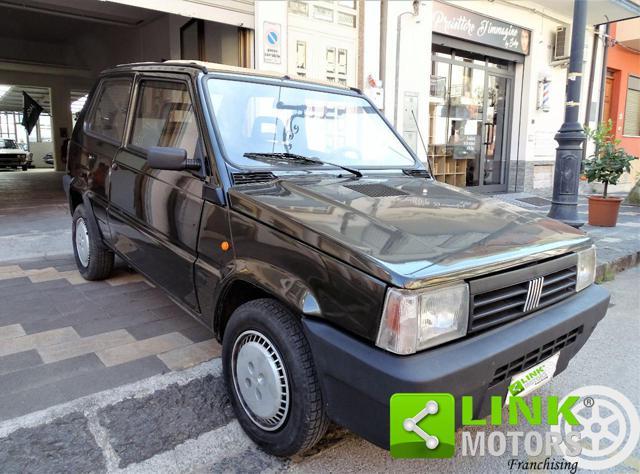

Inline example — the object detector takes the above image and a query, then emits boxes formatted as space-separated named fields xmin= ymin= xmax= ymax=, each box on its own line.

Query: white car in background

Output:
xmin=0 ymin=138 xmax=30 ymax=171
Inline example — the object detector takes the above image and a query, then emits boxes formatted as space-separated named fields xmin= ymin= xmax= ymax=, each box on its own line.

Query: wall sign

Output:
xmin=432 ymin=2 xmax=530 ymax=55
xmin=263 ymin=22 xmax=282 ymax=64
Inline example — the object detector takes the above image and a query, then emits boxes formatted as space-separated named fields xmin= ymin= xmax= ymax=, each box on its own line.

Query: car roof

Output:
xmin=106 ymin=60 xmax=355 ymax=92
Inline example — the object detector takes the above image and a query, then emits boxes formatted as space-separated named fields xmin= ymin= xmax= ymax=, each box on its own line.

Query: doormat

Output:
xmin=516 ymin=197 xmax=552 ymax=207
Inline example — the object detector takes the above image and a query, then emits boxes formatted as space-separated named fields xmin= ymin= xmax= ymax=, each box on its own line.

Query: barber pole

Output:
xmin=537 ymin=78 xmax=551 ymax=112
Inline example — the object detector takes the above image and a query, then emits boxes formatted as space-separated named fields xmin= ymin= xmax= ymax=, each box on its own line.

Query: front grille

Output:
xmin=490 ymin=326 xmax=583 ymax=386
xmin=468 ymin=254 xmax=578 ymax=333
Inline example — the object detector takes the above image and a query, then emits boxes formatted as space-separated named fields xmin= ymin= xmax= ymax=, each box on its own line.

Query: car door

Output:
xmin=107 ymin=74 xmax=206 ymax=311
xmin=75 ymin=76 xmax=133 ymax=240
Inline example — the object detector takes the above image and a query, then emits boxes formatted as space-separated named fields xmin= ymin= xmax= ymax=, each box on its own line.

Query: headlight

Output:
xmin=19 ymin=154 xmax=25 ymax=158
xmin=576 ymin=245 xmax=596 ymax=292
xmin=376 ymin=282 xmax=469 ymax=355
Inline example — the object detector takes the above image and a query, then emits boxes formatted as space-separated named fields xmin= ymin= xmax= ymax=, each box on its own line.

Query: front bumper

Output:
xmin=0 ymin=157 xmax=27 ymax=167
xmin=302 ymin=284 xmax=609 ymax=449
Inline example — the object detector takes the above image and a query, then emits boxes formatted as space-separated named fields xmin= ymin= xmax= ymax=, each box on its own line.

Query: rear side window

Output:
xmin=86 ymin=78 xmax=132 ymax=142
xmin=129 ymin=80 xmax=200 ymax=159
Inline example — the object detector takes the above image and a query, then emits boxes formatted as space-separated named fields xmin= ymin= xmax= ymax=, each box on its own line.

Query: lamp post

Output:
xmin=547 ymin=0 xmax=587 ymax=228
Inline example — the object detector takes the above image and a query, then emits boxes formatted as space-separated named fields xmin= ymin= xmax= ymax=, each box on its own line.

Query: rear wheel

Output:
xmin=72 ymin=204 xmax=114 ymax=280
xmin=222 ymin=299 xmax=329 ymax=457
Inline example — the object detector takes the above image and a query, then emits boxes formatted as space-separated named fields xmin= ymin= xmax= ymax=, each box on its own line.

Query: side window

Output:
xmin=86 ymin=78 xmax=132 ymax=142
xmin=130 ymin=80 xmax=201 ymax=159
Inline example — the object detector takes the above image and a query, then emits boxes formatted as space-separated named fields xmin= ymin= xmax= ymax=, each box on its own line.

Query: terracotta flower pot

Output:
xmin=587 ymin=195 xmax=624 ymax=227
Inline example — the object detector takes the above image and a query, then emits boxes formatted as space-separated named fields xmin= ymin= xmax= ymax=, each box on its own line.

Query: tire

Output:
xmin=21 ymin=165 xmax=28 ymax=171
xmin=72 ymin=204 xmax=114 ymax=280
xmin=222 ymin=299 xmax=329 ymax=457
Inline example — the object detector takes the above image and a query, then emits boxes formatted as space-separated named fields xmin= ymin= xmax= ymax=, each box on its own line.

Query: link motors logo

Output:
xmin=551 ymin=385 xmax=640 ymax=470
xmin=390 ymin=385 xmax=639 ymax=470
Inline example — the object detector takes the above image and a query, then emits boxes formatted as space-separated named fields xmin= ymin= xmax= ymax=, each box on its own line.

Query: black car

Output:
xmin=64 ymin=62 xmax=609 ymax=457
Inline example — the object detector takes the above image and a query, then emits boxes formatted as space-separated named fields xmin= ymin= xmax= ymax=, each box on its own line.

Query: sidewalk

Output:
xmin=493 ymin=192 xmax=640 ymax=281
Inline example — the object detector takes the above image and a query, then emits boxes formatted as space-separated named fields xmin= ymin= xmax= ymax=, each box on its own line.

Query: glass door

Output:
xmin=480 ymin=74 xmax=511 ymax=190
xmin=428 ymin=48 xmax=513 ymax=192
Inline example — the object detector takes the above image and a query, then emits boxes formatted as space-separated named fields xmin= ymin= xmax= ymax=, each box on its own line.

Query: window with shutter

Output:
xmin=623 ymin=75 xmax=640 ymax=137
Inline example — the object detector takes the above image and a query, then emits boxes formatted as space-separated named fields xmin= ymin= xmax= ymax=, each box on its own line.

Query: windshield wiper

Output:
xmin=243 ymin=152 xmax=362 ymax=178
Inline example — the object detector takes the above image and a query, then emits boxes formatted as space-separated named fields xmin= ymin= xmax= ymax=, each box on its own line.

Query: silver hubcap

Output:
xmin=232 ymin=330 xmax=290 ymax=431
xmin=75 ymin=218 xmax=90 ymax=267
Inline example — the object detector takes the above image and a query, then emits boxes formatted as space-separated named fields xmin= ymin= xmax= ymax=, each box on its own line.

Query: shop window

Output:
xmin=87 ymin=78 xmax=132 ymax=142
xmin=313 ymin=5 xmax=334 ymax=22
xmin=288 ymin=0 xmax=308 ymax=16
xmin=623 ymin=75 xmax=640 ymax=136
xmin=130 ymin=81 xmax=200 ymax=159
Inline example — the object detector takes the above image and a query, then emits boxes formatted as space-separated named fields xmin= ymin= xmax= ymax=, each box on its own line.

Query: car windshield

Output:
xmin=0 ymin=139 xmax=17 ymax=149
xmin=206 ymin=77 xmax=416 ymax=170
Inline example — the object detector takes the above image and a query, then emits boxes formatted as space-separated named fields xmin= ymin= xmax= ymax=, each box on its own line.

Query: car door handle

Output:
xmin=111 ymin=162 xmax=119 ymax=170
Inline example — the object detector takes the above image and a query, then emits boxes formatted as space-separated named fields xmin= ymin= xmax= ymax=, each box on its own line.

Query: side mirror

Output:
xmin=147 ymin=146 xmax=200 ymax=171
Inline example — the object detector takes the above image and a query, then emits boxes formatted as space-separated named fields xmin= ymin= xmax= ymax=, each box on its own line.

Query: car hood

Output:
xmin=228 ymin=175 xmax=590 ymax=288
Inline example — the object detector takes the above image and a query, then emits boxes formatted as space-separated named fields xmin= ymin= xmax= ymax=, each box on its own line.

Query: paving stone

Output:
xmin=0 ymin=276 xmax=30 ymax=291
xmin=158 ymin=339 xmax=222 ymax=370
xmin=0 ymin=324 xmax=25 ymax=340
xmin=0 ymin=327 xmax=79 ymax=357
xmin=58 ymin=355 xmax=169 ymax=401
xmin=126 ymin=315 xmax=200 ymax=340
xmin=96 ymin=332 xmax=193 ymax=367
xmin=18 ymin=256 xmax=77 ymax=271
xmin=38 ymin=330 xmax=136 ymax=364
xmin=78 ymin=281 xmax=150 ymax=299
xmin=90 ymin=287 xmax=172 ymax=313
xmin=0 ymin=353 xmax=104 ymax=396
xmin=21 ymin=306 xmax=114 ymax=335
xmin=0 ymin=350 xmax=43 ymax=376
xmin=72 ymin=308 xmax=172 ymax=338
xmin=179 ymin=324 xmax=214 ymax=343
xmin=0 ymin=356 xmax=168 ymax=421
xmin=0 ymin=412 xmax=105 ymax=474
xmin=152 ymin=304 xmax=195 ymax=319
xmin=98 ymin=374 xmax=233 ymax=467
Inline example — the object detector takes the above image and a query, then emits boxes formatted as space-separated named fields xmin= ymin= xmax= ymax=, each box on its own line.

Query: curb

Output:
xmin=595 ymin=251 xmax=640 ymax=283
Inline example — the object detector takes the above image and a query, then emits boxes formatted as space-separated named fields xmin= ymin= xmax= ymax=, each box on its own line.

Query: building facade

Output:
xmin=602 ymin=17 xmax=640 ymax=188
xmin=359 ymin=0 xmax=621 ymax=194
xmin=1 ymin=0 xmax=637 ymax=184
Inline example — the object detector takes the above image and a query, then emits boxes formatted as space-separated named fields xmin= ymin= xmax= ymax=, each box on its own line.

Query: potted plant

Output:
xmin=584 ymin=120 xmax=638 ymax=227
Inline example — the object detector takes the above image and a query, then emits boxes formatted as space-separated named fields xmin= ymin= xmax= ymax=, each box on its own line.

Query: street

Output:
xmin=4 ymin=267 xmax=633 ymax=473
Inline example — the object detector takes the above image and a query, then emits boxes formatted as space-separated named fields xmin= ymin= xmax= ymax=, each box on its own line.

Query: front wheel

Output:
xmin=21 ymin=165 xmax=28 ymax=171
xmin=222 ymin=299 xmax=329 ymax=457
xmin=72 ymin=204 xmax=114 ymax=280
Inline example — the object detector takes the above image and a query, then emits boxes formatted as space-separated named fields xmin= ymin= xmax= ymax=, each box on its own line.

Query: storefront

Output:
xmin=428 ymin=2 xmax=530 ymax=192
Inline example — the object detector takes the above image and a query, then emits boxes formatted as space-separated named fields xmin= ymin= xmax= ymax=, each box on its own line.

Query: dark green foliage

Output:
xmin=584 ymin=120 xmax=637 ymax=198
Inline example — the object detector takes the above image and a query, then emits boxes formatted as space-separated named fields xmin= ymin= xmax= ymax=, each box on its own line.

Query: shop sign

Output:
xmin=432 ymin=2 xmax=530 ymax=55
xmin=263 ymin=22 xmax=281 ymax=64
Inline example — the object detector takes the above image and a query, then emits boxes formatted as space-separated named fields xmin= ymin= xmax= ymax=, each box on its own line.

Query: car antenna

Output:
xmin=412 ymin=109 xmax=433 ymax=177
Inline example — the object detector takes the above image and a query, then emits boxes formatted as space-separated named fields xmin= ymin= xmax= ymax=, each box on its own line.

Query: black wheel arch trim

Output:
xmin=212 ymin=262 xmax=322 ymax=338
